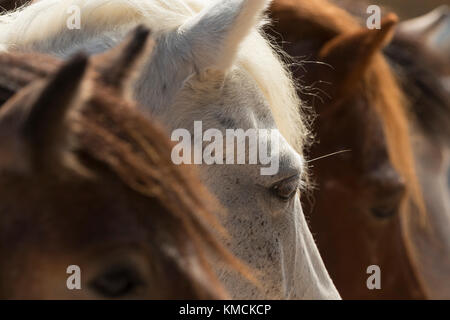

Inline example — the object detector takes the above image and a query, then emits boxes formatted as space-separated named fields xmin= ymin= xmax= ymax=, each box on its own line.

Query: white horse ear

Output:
xmin=134 ymin=0 xmax=271 ymax=112
xmin=180 ymin=0 xmax=271 ymax=73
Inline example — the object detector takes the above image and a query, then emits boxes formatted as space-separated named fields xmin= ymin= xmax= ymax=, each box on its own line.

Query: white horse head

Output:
xmin=0 ymin=0 xmax=340 ymax=299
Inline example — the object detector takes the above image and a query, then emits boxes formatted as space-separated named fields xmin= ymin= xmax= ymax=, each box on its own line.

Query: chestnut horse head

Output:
xmin=270 ymin=0 xmax=439 ymax=299
xmin=0 ymin=29 xmax=243 ymax=299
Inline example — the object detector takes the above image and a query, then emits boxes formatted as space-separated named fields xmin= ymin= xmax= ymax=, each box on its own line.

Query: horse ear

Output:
xmin=92 ymin=25 xmax=155 ymax=98
xmin=134 ymin=0 xmax=271 ymax=111
xmin=318 ymin=14 xmax=398 ymax=100
xmin=0 ymin=53 xmax=87 ymax=172
xmin=21 ymin=54 xmax=88 ymax=168
xmin=180 ymin=0 xmax=270 ymax=73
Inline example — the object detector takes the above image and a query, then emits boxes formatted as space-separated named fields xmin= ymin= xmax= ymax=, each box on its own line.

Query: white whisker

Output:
xmin=307 ymin=150 xmax=352 ymax=163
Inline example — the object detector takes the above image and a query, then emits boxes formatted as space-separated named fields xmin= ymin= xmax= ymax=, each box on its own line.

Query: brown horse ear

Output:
xmin=0 ymin=53 xmax=87 ymax=172
xmin=318 ymin=14 xmax=398 ymax=102
xmin=21 ymin=53 xmax=88 ymax=168
xmin=92 ymin=25 xmax=154 ymax=97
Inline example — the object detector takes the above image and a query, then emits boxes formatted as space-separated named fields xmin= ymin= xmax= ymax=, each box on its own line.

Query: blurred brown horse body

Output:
xmin=270 ymin=0 xmax=449 ymax=299
xmin=0 ymin=28 xmax=241 ymax=299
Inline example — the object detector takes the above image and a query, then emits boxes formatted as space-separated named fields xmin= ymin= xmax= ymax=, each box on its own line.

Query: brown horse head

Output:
xmin=270 ymin=0 xmax=427 ymax=299
xmin=0 ymin=27 xmax=244 ymax=299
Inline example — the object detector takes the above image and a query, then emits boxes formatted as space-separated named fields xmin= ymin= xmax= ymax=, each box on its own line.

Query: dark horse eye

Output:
xmin=90 ymin=265 xmax=144 ymax=298
xmin=271 ymin=174 xmax=301 ymax=201
xmin=370 ymin=203 xmax=399 ymax=219
xmin=370 ymin=179 xmax=406 ymax=220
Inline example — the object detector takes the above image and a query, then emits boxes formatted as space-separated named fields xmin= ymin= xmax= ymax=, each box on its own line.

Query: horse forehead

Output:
xmin=218 ymin=69 xmax=275 ymax=122
xmin=0 ymin=179 xmax=151 ymax=251
xmin=169 ymin=69 xmax=275 ymax=129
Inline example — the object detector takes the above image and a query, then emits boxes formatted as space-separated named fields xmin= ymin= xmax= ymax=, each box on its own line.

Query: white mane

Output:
xmin=0 ymin=0 xmax=308 ymax=153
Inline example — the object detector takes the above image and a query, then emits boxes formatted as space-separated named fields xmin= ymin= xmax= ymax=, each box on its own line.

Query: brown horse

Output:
xmin=335 ymin=0 xmax=450 ymax=300
xmin=269 ymin=0 xmax=449 ymax=299
xmin=0 ymin=27 xmax=244 ymax=299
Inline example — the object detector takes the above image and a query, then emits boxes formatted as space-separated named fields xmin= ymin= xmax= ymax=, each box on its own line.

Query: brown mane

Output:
xmin=74 ymin=72 xmax=240 ymax=299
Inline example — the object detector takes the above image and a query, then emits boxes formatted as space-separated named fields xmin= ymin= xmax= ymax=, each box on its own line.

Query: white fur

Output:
xmin=0 ymin=0 xmax=340 ymax=299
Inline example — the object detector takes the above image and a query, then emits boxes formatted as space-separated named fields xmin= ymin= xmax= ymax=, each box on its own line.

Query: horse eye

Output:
xmin=370 ymin=203 xmax=399 ymax=219
xmin=367 ymin=167 xmax=406 ymax=219
xmin=271 ymin=174 xmax=301 ymax=201
xmin=90 ymin=264 xmax=144 ymax=298
xmin=370 ymin=185 xmax=405 ymax=219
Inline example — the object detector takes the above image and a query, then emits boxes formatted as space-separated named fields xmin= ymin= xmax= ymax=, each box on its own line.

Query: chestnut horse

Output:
xmin=270 ymin=0 xmax=449 ymax=299
xmin=0 ymin=28 xmax=244 ymax=299
xmin=335 ymin=0 xmax=450 ymax=299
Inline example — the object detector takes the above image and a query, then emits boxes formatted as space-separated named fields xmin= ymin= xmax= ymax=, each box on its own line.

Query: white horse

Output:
xmin=0 ymin=0 xmax=340 ymax=299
